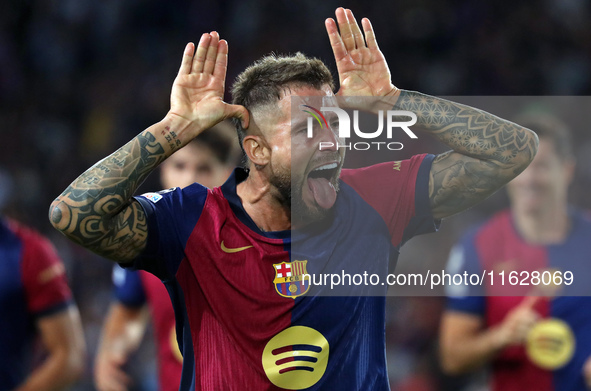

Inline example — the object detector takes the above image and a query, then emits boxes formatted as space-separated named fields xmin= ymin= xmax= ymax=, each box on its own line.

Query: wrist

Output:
xmin=361 ymin=87 xmax=401 ymax=115
xmin=488 ymin=324 xmax=509 ymax=352
xmin=160 ymin=112 xmax=204 ymax=147
xmin=337 ymin=87 xmax=401 ymax=115
xmin=372 ymin=86 xmax=400 ymax=113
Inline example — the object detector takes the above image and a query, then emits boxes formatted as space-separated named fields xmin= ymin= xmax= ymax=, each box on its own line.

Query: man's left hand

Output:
xmin=325 ymin=8 xmax=397 ymax=97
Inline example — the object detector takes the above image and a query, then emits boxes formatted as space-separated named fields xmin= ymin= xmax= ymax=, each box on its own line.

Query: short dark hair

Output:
xmin=515 ymin=114 xmax=573 ymax=161
xmin=193 ymin=120 xmax=240 ymax=166
xmin=231 ymin=53 xmax=335 ymax=166
xmin=194 ymin=130 xmax=233 ymax=164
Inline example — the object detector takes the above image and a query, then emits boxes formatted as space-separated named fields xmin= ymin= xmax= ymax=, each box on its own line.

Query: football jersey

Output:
xmin=0 ymin=218 xmax=73 ymax=390
xmin=113 ymin=267 xmax=183 ymax=391
xmin=128 ymin=154 xmax=437 ymax=390
xmin=447 ymin=210 xmax=591 ymax=391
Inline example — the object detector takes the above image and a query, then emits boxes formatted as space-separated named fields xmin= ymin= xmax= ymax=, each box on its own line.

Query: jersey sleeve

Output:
xmin=445 ymin=232 xmax=486 ymax=316
xmin=18 ymin=227 xmax=73 ymax=318
xmin=112 ymin=266 xmax=146 ymax=308
xmin=127 ymin=184 xmax=209 ymax=280
xmin=340 ymin=153 xmax=439 ymax=246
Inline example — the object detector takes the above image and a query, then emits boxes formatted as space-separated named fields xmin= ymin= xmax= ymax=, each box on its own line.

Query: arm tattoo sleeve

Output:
xmin=396 ymin=90 xmax=539 ymax=218
xmin=49 ymin=128 xmax=178 ymax=262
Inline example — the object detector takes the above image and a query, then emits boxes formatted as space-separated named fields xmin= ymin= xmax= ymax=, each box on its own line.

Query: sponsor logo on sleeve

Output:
xmin=141 ymin=188 xmax=177 ymax=204
xmin=141 ymin=193 xmax=162 ymax=203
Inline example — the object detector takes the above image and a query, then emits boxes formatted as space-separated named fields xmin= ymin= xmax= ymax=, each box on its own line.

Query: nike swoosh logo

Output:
xmin=221 ymin=240 xmax=254 ymax=253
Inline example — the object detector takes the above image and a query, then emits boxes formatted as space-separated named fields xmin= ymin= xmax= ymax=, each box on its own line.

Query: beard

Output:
xmin=270 ymin=163 xmax=340 ymax=228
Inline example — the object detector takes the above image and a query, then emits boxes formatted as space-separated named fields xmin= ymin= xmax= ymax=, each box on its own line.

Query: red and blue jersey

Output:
xmin=113 ymin=267 xmax=183 ymax=391
xmin=128 ymin=154 xmax=437 ymax=390
xmin=446 ymin=210 xmax=591 ymax=391
xmin=0 ymin=218 xmax=73 ymax=390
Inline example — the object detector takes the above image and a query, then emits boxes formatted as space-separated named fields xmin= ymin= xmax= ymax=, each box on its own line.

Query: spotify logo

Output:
xmin=526 ymin=318 xmax=575 ymax=369
xmin=262 ymin=326 xmax=329 ymax=389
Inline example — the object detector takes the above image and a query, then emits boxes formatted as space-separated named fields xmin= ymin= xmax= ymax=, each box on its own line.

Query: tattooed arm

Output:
xmin=395 ymin=91 xmax=538 ymax=219
xmin=49 ymin=34 xmax=247 ymax=263
xmin=325 ymin=9 xmax=538 ymax=220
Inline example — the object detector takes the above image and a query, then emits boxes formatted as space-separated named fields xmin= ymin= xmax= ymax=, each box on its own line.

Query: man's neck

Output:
xmin=236 ymin=171 xmax=292 ymax=232
xmin=512 ymin=203 xmax=571 ymax=245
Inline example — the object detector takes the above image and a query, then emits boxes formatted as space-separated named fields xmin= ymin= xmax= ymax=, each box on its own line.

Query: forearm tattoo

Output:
xmin=397 ymin=91 xmax=539 ymax=217
xmin=50 ymin=130 xmax=174 ymax=262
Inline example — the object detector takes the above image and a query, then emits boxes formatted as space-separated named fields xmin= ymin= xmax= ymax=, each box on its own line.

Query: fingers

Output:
xmin=186 ymin=32 xmax=227 ymax=77
xmin=346 ymin=9 xmax=366 ymax=50
xmin=178 ymin=42 xmax=195 ymax=75
xmin=228 ymin=104 xmax=250 ymax=129
xmin=362 ymin=17 xmax=379 ymax=50
xmin=519 ymin=295 xmax=540 ymax=309
xmin=325 ymin=18 xmax=347 ymax=62
xmin=519 ymin=309 xmax=539 ymax=329
xmin=101 ymin=369 xmax=131 ymax=391
xmin=501 ymin=296 xmax=541 ymax=345
xmin=335 ymin=7 xmax=356 ymax=51
xmin=212 ymin=39 xmax=229 ymax=82
xmin=202 ymin=31 xmax=220 ymax=74
xmin=95 ymin=363 xmax=132 ymax=391
xmin=330 ymin=8 xmax=375 ymax=54
xmin=192 ymin=33 xmax=211 ymax=74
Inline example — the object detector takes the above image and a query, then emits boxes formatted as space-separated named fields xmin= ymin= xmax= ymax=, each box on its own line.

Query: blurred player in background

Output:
xmin=94 ymin=125 xmax=238 ymax=391
xmin=440 ymin=115 xmax=591 ymax=390
xmin=50 ymin=8 xmax=537 ymax=390
xmin=0 ymin=216 xmax=85 ymax=391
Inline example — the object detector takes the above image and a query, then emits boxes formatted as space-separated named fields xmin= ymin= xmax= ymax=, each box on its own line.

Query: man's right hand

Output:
xmin=94 ymin=352 xmax=132 ymax=391
xmin=167 ymin=33 xmax=248 ymax=144
xmin=49 ymin=32 xmax=248 ymax=263
xmin=493 ymin=296 xmax=540 ymax=348
xmin=440 ymin=296 xmax=541 ymax=375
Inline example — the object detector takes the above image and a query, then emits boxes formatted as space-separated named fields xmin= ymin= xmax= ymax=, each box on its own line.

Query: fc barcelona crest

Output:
xmin=273 ymin=260 xmax=310 ymax=299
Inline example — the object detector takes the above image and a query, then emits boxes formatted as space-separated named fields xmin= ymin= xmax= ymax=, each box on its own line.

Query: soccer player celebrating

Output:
xmin=50 ymin=8 xmax=537 ymax=390
xmin=440 ymin=115 xmax=591 ymax=391
xmin=0 ymin=217 xmax=85 ymax=391
xmin=94 ymin=130 xmax=237 ymax=391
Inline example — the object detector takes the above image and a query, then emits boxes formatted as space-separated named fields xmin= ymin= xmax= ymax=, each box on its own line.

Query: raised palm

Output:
xmin=326 ymin=8 xmax=397 ymax=97
xmin=169 ymin=32 xmax=247 ymax=138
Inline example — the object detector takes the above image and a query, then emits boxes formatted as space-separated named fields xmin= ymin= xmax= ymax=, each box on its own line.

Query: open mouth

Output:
xmin=305 ymin=162 xmax=339 ymax=210
xmin=307 ymin=162 xmax=338 ymax=182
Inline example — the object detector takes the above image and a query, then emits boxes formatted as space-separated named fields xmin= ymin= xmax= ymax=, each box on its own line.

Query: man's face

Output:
xmin=255 ymin=85 xmax=345 ymax=225
xmin=160 ymin=141 xmax=231 ymax=189
xmin=507 ymin=138 xmax=574 ymax=215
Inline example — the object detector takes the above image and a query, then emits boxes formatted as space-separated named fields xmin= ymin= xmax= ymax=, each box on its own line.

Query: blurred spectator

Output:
xmin=0 ymin=216 xmax=86 ymax=390
xmin=440 ymin=115 xmax=591 ymax=390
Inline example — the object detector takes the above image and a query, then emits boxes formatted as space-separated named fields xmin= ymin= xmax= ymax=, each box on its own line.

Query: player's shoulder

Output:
xmin=136 ymin=183 xmax=219 ymax=223
xmin=139 ymin=183 xmax=209 ymax=203
xmin=339 ymin=155 xmax=432 ymax=199
xmin=340 ymin=154 xmax=430 ymax=177
xmin=170 ymin=182 xmax=232 ymax=209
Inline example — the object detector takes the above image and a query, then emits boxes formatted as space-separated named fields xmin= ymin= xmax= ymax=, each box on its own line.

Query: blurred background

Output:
xmin=1 ymin=0 xmax=591 ymax=390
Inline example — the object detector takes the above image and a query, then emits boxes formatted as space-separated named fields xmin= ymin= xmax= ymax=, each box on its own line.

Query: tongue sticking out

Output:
xmin=307 ymin=177 xmax=337 ymax=209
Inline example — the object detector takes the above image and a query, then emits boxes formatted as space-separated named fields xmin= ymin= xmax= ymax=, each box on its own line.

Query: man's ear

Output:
xmin=243 ymin=135 xmax=270 ymax=167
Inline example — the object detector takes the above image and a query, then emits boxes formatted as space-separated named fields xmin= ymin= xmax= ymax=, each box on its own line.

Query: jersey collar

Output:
xmin=220 ymin=168 xmax=291 ymax=240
